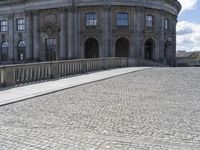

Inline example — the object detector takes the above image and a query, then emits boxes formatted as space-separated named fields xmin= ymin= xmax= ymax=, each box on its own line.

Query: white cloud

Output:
xmin=178 ymin=0 xmax=197 ymax=13
xmin=177 ymin=21 xmax=200 ymax=51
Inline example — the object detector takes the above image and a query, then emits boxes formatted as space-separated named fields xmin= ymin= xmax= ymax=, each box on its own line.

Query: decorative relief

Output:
xmin=18 ymin=33 xmax=23 ymax=40
xmin=1 ymin=34 xmax=5 ymax=41
xmin=44 ymin=14 xmax=57 ymax=23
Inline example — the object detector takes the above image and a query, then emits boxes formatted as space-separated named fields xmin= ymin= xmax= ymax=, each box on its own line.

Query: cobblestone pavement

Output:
xmin=0 ymin=68 xmax=200 ymax=150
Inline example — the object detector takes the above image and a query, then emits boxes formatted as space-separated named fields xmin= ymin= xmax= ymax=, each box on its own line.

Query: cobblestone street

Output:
xmin=0 ymin=68 xmax=200 ymax=150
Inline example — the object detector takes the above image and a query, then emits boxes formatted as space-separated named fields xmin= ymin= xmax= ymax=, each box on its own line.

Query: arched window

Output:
xmin=17 ymin=41 xmax=26 ymax=61
xmin=1 ymin=41 xmax=9 ymax=61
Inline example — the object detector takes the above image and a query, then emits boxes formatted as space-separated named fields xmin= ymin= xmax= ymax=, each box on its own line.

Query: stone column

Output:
xmin=134 ymin=7 xmax=144 ymax=58
xmin=130 ymin=9 xmax=135 ymax=58
xmin=8 ymin=14 xmax=14 ymax=63
xmin=152 ymin=14 xmax=159 ymax=61
xmin=172 ymin=18 xmax=177 ymax=66
xmin=33 ymin=11 xmax=40 ymax=61
xmin=110 ymin=7 xmax=114 ymax=57
xmin=102 ymin=5 xmax=110 ymax=57
xmin=74 ymin=7 xmax=80 ymax=58
xmin=67 ymin=7 xmax=74 ymax=59
xmin=25 ymin=11 xmax=33 ymax=61
xmin=60 ymin=8 xmax=67 ymax=60
xmin=159 ymin=11 xmax=165 ymax=62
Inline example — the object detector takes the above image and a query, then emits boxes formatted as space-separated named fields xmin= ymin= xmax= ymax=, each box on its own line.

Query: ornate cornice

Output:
xmin=0 ymin=0 xmax=28 ymax=7
xmin=0 ymin=0 xmax=181 ymax=16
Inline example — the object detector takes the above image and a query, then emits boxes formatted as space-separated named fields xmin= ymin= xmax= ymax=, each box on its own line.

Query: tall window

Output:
xmin=17 ymin=41 xmax=26 ymax=61
xmin=17 ymin=18 xmax=25 ymax=31
xmin=1 ymin=42 xmax=9 ymax=61
xmin=86 ymin=13 xmax=97 ymax=26
xmin=117 ymin=13 xmax=128 ymax=26
xmin=46 ymin=38 xmax=56 ymax=61
xmin=165 ymin=19 xmax=169 ymax=30
xmin=146 ymin=15 xmax=153 ymax=28
xmin=0 ymin=20 xmax=8 ymax=32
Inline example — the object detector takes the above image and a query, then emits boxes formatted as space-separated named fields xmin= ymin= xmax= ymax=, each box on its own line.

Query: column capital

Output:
xmin=159 ymin=10 xmax=167 ymax=16
xmin=25 ymin=10 xmax=32 ymax=16
xmin=102 ymin=5 xmax=111 ymax=10
xmin=32 ymin=10 xmax=39 ymax=16
xmin=6 ymin=14 xmax=14 ymax=19
xmin=67 ymin=6 xmax=75 ymax=12
xmin=58 ymin=7 xmax=67 ymax=13
xmin=135 ymin=6 xmax=145 ymax=13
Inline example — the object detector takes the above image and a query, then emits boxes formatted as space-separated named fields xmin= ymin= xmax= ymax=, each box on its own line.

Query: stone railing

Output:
xmin=176 ymin=60 xmax=200 ymax=67
xmin=0 ymin=57 xmax=128 ymax=87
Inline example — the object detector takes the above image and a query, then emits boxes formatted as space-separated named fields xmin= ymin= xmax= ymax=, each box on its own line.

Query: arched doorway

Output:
xmin=144 ymin=39 xmax=155 ymax=60
xmin=17 ymin=41 xmax=26 ymax=61
xmin=85 ymin=38 xmax=99 ymax=58
xmin=115 ymin=38 xmax=129 ymax=57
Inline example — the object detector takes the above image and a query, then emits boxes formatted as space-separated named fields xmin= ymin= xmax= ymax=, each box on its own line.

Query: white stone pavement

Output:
xmin=0 ymin=67 xmax=150 ymax=106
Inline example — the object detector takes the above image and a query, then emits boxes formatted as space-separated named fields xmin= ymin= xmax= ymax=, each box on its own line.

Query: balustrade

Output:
xmin=0 ymin=67 xmax=3 ymax=86
xmin=0 ymin=57 xmax=128 ymax=87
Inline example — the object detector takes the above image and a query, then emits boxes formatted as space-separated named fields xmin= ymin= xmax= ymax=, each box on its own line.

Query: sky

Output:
xmin=177 ymin=0 xmax=200 ymax=51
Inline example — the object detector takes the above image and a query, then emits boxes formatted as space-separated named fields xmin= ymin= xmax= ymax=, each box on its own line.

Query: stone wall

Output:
xmin=0 ymin=0 xmax=181 ymax=66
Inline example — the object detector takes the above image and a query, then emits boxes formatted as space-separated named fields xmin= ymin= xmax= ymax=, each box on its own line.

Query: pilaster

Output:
xmin=8 ymin=14 xmax=14 ymax=62
xmin=60 ymin=7 xmax=67 ymax=60
xmin=33 ymin=10 xmax=40 ymax=60
xmin=74 ymin=7 xmax=80 ymax=58
xmin=159 ymin=10 xmax=165 ymax=61
xmin=102 ymin=5 xmax=111 ymax=57
xmin=67 ymin=6 xmax=74 ymax=59
xmin=134 ymin=7 xmax=144 ymax=58
xmin=25 ymin=10 xmax=33 ymax=61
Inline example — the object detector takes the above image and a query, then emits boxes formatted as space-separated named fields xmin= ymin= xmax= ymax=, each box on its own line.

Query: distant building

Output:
xmin=0 ymin=0 xmax=181 ymax=66
xmin=176 ymin=51 xmax=200 ymax=67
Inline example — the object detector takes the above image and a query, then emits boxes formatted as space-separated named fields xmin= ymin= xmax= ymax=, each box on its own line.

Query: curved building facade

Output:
xmin=0 ymin=0 xmax=181 ymax=66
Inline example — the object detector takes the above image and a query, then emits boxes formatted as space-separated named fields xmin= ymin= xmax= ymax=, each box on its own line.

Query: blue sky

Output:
xmin=178 ymin=0 xmax=200 ymax=23
xmin=177 ymin=0 xmax=200 ymax=51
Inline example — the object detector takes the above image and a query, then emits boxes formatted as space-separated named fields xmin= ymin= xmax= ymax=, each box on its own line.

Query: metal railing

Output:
xmin=0 ymin=57 xmax=128 ymax=87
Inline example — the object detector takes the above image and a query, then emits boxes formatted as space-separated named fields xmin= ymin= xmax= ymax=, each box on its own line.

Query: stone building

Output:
xmin=0 ymin=0 xmax=181 ymax=66
xmin=176 ymin=51 xmax=200 ymax=67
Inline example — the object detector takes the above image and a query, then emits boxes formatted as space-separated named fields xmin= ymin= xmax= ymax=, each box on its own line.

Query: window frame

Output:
xmin=146 ymin=15 xmax=154 ymax=28
xmin=17 ymin=41 xmax=26 ymax=61
xmin=85 ymin=13 xmax=97 ymax=27
xmin=0 ymin=20 xmax=8 ymax=32
xmin=16 ymin=18 xmax=25 ymax=31
xmin=165 ymin=18 xmax=169 ymax=30
xmin=116 ymin=13 xmax=129 ymax=27
xmin=46 ymin=38 xmax=57 ymax=52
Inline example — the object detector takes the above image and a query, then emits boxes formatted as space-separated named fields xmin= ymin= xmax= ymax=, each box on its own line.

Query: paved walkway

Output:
xmin=0 ymin=67 xmax=150 ymax=106
xmin=0 ymin=67 xmax=200 ymax=150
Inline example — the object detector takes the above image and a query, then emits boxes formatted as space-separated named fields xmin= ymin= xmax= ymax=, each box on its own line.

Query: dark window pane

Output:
xmin=117 ymin=13 xmax=128 ymax=26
